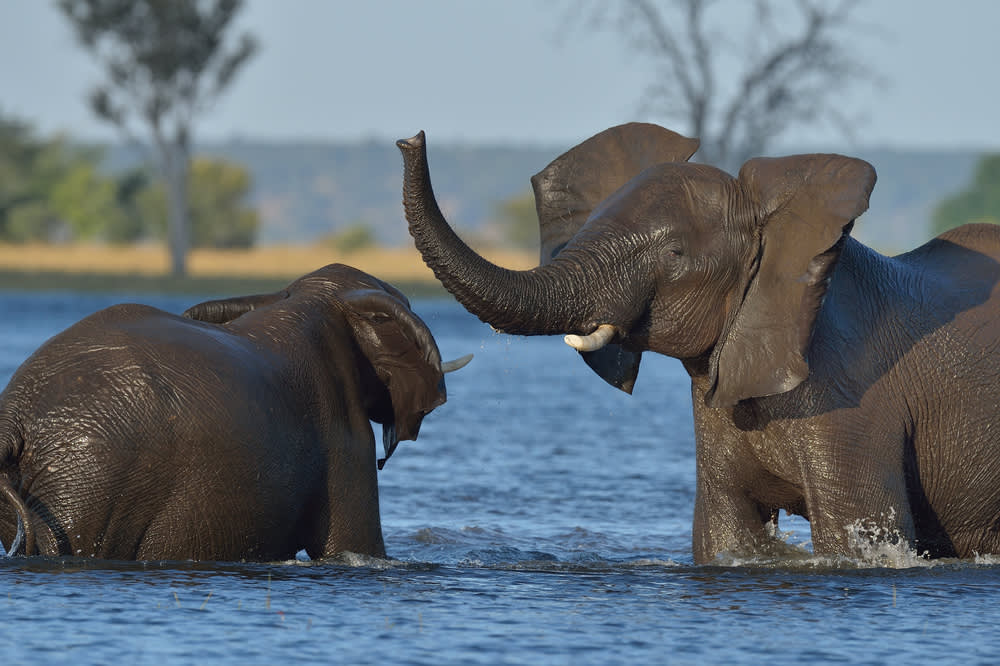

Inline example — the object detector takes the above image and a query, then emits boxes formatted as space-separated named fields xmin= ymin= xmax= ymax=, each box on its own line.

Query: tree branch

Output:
xmin=571 ymin=0 xmax=879 ymax=168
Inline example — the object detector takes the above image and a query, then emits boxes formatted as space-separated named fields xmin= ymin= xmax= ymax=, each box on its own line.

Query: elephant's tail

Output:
xmin=0 ymin=477 xmax=33 ymax=556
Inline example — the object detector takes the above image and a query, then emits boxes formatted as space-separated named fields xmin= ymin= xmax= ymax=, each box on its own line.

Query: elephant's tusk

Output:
xmin=564 ymin=324 xmax=617 ymax=352
xmin=441 ymin=353 xmax=473 ymax=373
xmin=6 ymin=514 xmax=24 ymax=557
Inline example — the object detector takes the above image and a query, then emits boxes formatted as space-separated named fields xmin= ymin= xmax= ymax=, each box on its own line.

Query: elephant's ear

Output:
xmin=531 ymin=122 xmax=700 ymax=264
xmin=183 ymin=291 xmax=290 ymax=323
xmin=706 ymin=154 xmax=876 ymax=408
xmin=343 ymin=289 xmax=446 ymax=468
xmin=531 ymin=122 xmax=699 ymax=394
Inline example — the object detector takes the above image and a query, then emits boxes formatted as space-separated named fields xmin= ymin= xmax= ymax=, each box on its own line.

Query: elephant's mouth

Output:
xmin=560 ymin=322 xmax=645 ymax=395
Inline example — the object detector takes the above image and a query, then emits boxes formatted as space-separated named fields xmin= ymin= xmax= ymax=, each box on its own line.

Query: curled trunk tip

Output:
xmin=397 ymin=129 xmax=594 ymax=336
xmin=396 ymin=131 xmax=425 ymax=150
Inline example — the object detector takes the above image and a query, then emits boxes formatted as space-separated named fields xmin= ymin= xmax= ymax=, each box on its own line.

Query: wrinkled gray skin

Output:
xmin=398 ymin=123 xmax=1000 ymax=564
xmin=0 ymin=263 xmax=454 ymax=561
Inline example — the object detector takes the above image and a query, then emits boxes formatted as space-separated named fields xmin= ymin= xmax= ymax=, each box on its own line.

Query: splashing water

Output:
xmin=843 ymin=513 xmax=936 ymax=569
xmin=709 ymin=510 xmax=979 ymax=570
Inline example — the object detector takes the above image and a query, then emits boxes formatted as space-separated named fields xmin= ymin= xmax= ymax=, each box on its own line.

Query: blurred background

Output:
xmin=0 ymin=0 xmax=998 ymax=287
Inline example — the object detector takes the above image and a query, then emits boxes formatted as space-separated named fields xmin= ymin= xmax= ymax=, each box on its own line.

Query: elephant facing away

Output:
xmin=397 ymin=123 xmax=1000 ymax=564
xmin=0 ymin=263 xmax=469 ymax=561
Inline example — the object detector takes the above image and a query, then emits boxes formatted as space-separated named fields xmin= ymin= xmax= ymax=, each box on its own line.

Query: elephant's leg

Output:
xmin=327 ymin=529 xmax=385 ymax=559
xmin=319 ymin=508 xmax=386 ymax=559
xmin=692 ymin=481 xmax=774 ymax=564
xmin=803 ymin=438 xmax=916 ymax=559
xmin=806 ymin=486 xmax=916 ymax=558
xmin=691 ymin=405 xmax=783 ymax=563
xmin=312 ymin=432 xmax=387 ymax=560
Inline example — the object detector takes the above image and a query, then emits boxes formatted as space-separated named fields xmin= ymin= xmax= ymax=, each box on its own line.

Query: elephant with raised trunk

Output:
xmin=0 ymin=263 xmax=470 ymax=561
xmin=398 ymin=123 xmax=1000 ymax=564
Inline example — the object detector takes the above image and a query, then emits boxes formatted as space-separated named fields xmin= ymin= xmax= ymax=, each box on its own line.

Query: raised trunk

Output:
xmin=397 ymin=132 xmax=601 ymax=337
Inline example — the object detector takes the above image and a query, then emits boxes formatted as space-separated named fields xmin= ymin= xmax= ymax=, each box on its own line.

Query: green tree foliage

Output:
xmin=105 ymin=168 xmax=153 ymax=244
xmin=932 ymin=154 xmax=1000 ymax=236
xmin=138 ymin=157 xmax=260 ymax=248
xmin=59 ymin=0 xmax=258 ymax=274
xmin=0 ymin=110 xmax=119 ymax=242
xmin=324 ymin=222 xmax=377 ymax=254
xmin=0 ymin=115 xmax=45 ymax=233
xmin=493 ymin=189 xmax=540 ymax=250
xmin=0 ymin=109 xmax=260 ymax=246
xmin=49 ymin=162 xmax=127 ymax=240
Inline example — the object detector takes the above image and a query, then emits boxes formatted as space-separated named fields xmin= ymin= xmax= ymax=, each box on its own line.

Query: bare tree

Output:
xmin=572 ymin=0 xmax=878 ymax=170
xmin=59 ymin=0 xmax=258 ymax=276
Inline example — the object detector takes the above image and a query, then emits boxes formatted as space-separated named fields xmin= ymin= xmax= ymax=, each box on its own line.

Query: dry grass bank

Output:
xmin=0 ymin=242 xmax=539 ymax=295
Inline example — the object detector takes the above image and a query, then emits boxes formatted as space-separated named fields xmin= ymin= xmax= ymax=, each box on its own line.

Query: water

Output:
xmin=1 ymin=289 xmax=999 ymax=664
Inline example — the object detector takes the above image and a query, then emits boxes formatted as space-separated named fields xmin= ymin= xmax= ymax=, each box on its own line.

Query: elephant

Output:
xmin=0 ymin=263 xmax=470 ymax=561
xmin=397 ymin=122 xmax=1000 ymax=564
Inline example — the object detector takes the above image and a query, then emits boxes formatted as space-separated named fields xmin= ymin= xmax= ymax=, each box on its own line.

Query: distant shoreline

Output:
xmin=0 ymin=243 xmax=537 ymax=298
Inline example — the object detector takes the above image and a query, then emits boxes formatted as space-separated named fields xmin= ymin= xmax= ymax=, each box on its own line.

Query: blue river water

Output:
xmin=1 ymin=288 xmax=999 ymax=664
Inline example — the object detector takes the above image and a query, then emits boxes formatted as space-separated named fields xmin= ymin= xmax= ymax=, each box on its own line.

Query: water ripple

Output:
xmin=2 ymin=294 xmax=1000 ymax=663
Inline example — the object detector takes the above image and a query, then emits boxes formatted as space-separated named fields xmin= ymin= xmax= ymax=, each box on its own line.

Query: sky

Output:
xmin=1 ymin=1 xmax=999 ymax=152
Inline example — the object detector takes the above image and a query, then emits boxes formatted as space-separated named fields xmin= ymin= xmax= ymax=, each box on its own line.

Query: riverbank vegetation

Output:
xmin=0 ymin=242 xmax=537 ymax=297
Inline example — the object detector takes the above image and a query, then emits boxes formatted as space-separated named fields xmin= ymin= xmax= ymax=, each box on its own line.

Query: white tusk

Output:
xmin=441 ymin=353 xmax=474 ymax=373
xmin=564 ymin=324 xmax=617 ymax=352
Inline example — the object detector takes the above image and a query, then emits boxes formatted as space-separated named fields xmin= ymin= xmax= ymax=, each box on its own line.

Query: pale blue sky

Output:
xmin=2 ymin=1 xmax=999 ymax=150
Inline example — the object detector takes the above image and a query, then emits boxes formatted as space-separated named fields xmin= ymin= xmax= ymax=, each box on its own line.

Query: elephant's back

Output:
xmin=17 ymin=302 xmax=265 ymax=384
xmin=0 ymin=304 xmax=325 ymax=559
xmin=883 ymin=224 xmax=1000 ymax=334
xmin=896 ymin=223 xmax=1000 ymax=279
xmin=3 ymin=303 xmax=293 ymax=457
xmin=931 ymin=223 xmax=1000 ymax=259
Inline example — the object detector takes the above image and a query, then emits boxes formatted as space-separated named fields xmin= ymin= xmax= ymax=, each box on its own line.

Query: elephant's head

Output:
xmin=184 ymin=264 xmax=471 ymax=467
xmin=397 ymin=123 xmax=875 ymax=406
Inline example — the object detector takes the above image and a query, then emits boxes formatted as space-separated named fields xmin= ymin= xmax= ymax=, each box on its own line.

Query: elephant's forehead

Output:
xmin=594 ymin=162 xmax=734 ymax=222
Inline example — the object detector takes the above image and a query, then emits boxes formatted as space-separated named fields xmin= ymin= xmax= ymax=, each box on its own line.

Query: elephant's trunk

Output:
xmin=397 ymin=132 xmax=606 ymax=337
